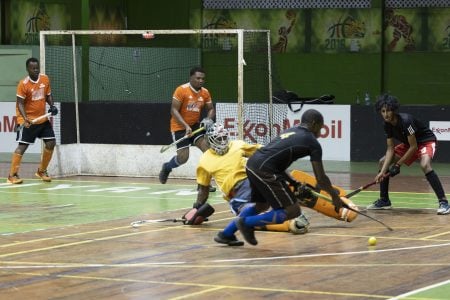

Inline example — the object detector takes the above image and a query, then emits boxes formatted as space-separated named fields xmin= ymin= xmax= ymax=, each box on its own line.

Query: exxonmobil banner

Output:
xmin=216 ymin=103 xmax=351 ymax=161
xmin=0 ymin=102 xmax=59 ymax=153
xmin=430 ymin=121 xmax=450 ymax=141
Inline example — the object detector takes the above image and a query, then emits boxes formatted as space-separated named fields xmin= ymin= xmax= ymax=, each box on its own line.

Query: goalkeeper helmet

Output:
xmin=206 ymin=123 xmax=229 ymax=155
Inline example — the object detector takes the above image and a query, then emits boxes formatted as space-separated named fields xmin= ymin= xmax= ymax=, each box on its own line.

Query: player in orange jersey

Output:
xmin=7 ymin=57 xmax=58 ymax=184
xmin=159 ymin=67 xmax=215 ymax=190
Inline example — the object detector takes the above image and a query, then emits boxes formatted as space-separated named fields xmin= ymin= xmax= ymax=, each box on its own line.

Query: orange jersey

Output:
xmin=170 ymin=83 xmax=212 ymax=132
xmin=16 ymin=74 xmax=51 ymax=124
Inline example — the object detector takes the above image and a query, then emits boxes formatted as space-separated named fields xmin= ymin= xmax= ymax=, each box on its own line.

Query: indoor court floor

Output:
xmin=1 ymin=161 xmax=449 ymax=299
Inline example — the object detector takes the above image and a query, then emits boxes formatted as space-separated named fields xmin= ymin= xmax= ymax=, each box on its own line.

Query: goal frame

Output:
xmin=39 ymin=29 xmax=273 ymax=142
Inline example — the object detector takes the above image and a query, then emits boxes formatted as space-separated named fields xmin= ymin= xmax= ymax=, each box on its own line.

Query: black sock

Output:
xmin=380 ymin=171 xmax=390 ymax=200
xmin=425 ymin=170 xmax=446 ymax=201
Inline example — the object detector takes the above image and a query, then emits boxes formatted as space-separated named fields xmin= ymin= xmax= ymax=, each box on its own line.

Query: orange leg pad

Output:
xmin=290 ymin=170 xmax=358 ymax=222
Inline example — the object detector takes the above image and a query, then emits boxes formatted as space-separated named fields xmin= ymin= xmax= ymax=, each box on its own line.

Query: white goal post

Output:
xmin=40 ymin=29 xmax=273 ymax=178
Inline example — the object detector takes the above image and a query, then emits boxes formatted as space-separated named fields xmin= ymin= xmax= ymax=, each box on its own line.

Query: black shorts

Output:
xmin=16 ymin=120 xmax=55 ymax=144
xmin=172 ymin=123 xmax=205 ymax=150
xmin=246 ymin=166 xmax=297 ymax=210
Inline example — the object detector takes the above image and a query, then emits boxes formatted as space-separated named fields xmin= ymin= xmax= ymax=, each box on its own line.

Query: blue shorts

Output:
xmin=16 ymin=120 xmax=55 ymax=144
xmin=228 ymin=178 xmax=252 ymax=215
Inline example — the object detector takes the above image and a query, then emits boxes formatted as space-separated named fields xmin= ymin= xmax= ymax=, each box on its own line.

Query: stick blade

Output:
xmin=160 ymin=145 xmax=171 ymax=153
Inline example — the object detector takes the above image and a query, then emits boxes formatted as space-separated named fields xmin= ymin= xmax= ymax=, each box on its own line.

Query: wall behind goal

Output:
xmin=56 ymin=102 xmax=450 ymax=163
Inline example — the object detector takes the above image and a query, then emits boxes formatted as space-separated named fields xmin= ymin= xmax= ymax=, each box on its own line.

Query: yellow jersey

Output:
xmin=196 ymin=140 xmax=261 ymax=200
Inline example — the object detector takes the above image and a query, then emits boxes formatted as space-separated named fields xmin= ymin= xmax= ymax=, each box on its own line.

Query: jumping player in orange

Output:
xmin=159 ymin=66 xmax=216 ymax=190
xmin=7 ymin=57 xmax=58 ymax=184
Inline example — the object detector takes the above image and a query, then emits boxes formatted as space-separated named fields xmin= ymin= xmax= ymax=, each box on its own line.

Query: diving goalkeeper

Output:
xmin=187 ymin=123 xmax=357 ymax=246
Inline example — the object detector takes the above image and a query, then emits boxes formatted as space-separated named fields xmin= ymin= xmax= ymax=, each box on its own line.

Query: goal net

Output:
xmin=40 ymin=29 xmax=276 ymax=177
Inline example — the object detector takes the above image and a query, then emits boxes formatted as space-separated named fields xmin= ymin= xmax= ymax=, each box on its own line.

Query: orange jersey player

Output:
xmin=169 ymin=80 xmax=212 ymax=132
xmin=7 ymin=57 xmax=58 ymax=184
xmin=159 ymin=66 xmax=216 ymax=189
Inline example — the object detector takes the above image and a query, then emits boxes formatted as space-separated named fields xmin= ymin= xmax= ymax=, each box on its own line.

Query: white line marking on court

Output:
xmin=388 ymin=279 xmax=450 ymax=300
xmin=210 ymin=242 xmax=450 ymax=263
xmin=0 ymin=183 xmax=42 ymax=189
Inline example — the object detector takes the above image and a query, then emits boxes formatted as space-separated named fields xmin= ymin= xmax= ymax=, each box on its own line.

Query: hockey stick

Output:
xmin=130 ymin=218 xmax=186 ymax=227
xmin=160 ymin=127 xmax=205 ymax=153
xmin=16 ymin=112 xmax=52 ymax=131
xmin=307 ymin=188 xmax=394 ymax=231
xmin=345 ymin=173 xmax=390 ymax=198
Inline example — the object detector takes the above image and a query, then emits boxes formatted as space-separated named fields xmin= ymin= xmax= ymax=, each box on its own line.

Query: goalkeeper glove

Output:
xmin=200 ymin=117 xmax=214 ymax=131
xmin=48 ymin=105 xmax=58 ymax=116
xmin=294 ymin=183 xmax=314 ymax=199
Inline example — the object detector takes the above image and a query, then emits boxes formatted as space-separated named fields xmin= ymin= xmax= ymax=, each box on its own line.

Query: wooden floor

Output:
xmin=1 ymin=169 xmax=450 ymax=299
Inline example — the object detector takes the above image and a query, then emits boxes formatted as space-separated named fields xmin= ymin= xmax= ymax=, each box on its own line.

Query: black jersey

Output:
xmin=384 ymin=113 xmax=436 ymax=145
xmin=247 ymin=126 xmax=322 ymax=173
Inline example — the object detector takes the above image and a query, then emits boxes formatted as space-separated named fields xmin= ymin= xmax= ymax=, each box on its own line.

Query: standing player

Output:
xmin=159 ymin=67 xmax=215 ymax=192
xmin=367 ymin=94 xmax=449 ymax=215
xmin=7 ymin=57 xmax=58 ymax=184
xmin=217 ymin=109 xmax=344 ymax=246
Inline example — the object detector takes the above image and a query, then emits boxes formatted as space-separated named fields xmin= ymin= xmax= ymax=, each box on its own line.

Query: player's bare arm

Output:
xmin=311 ymin=160 xmax=342 ymax=211
xmin=170 ymin=98 xmax=191 ymax=134
xmin=205 ymin=102 xmax=215 ymax=120
xmin=46 ymin=93 xmax=54 ymax=106
xmin=17 ymin=96 xmax=31 ymax=127
xmin=196 ymin=185 xmax=210 ymax=206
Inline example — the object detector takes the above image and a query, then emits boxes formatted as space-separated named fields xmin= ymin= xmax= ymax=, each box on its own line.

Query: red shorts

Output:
xmin=394 ymin=141 xmax=436 ymax=166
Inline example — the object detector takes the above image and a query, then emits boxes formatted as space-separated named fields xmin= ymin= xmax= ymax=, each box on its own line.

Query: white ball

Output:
xmin=146 ymin=132 xmax=151 ymax=136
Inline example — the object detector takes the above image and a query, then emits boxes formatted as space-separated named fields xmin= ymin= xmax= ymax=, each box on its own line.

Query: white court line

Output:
xmin=210 ymin=242 xmax=450 ymax=263
xmin=0 ymin=183 xmax=42 ymax=189
xmin=388 ymin=279 xmax=450 ymax=300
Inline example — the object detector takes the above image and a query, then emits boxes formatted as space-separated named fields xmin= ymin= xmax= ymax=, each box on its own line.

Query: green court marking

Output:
xmin=0 ymin=174 xmax=448 ymax=235
xmin=0 ymin=179 xmax=223 ymax=235
xmin=393 ymin=279 xmax=450 ymax=300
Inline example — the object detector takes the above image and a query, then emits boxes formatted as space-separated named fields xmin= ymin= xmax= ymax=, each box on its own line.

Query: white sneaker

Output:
xmin=437 ymin=201 xmax=450 ymax=215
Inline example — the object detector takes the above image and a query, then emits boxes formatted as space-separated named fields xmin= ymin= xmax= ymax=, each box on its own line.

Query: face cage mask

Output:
xmin=207 ymin=128 xmax=229 ymax=155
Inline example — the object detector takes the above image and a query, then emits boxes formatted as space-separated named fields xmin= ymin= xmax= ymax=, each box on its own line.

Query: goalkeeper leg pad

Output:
xmin=290 ymin=169 xmax=357 ymax=222
xmin=311 ymin=197 xmax=358 ymax=222
xmin=290 ymin=170 xmax=346 ymax=197
xmin=258 ymin=221 xmax=290 ymax=232
xmin=183 ymin=203 xmax=215 ymax=225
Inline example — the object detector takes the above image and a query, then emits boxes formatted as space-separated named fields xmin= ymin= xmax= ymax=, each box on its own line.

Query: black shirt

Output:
xmin=384 ymin=113 xmax=436 ymax=145
xmin=247 ymin=126 xmax=322 ymax=173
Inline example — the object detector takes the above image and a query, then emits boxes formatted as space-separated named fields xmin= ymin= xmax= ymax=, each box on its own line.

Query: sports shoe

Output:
xmin=158 ymin=163 xmax=171 ymax=184
xmin=35 ymin=169 xmax=51 ymax=182
xmin=289 ymin=213 xmax=310 ymax=234
xmin=214 ymin=231 xmax=244 ymax=246
xmin=437 ymin=201 xmax=450 ymax=215
xmin=367 ymin=198 xmax=392 ymax=210
xmin=235 ymin=217 xmax=257 ymax=245
xmin=7 ymin=174 xmax=23 ymax=184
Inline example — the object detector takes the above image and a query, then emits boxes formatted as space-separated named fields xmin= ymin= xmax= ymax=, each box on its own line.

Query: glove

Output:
xmin=294 ymin=183 xmax=314 ymax=199
xmin=388 ymin=163 xmax=400 ymax=177
xmin=200 ymin=118 xmax=214 ymax=131
xmin=48 ymin=105 xmax=58 ymax=116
